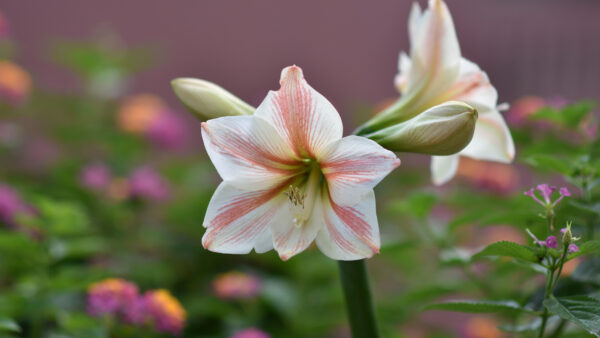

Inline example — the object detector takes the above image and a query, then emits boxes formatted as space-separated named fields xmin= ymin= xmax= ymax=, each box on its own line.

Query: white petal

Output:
xmin=271 ymin=197 xmax=322 ymax=261
xmin=408 ymin=2 xmax=423 ymax=45
xmin=406 ymin=0 xmax=461 ymax=101
xmin=255 ymin=65 xmax=343 ymax=158
xmin=202 ymin=181 xmax=288 ymax=254
xmin=444 ymin=58 xmax=498 ymax=113
xmin=460 ymin=109 xmax=515 ymax=163
xmin=431 ymin=154 xmax=460 ymax=186
xmin=201 ymin=116 xmax=301 ymax=189
xmin=394 ymin=52 xmax=412 ymax=94
xmin=319 ymin=135 xmax=400 ymax=206
xmin=315 ymin=190 xmax=380 ymax=261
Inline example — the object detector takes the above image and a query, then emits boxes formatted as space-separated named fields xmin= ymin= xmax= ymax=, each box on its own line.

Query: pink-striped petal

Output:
xmin=255 ymin=65 xmax=343 ymax=159
xmin=443 ymin=58 xmax=498 ymax=113
xmin=201 ymin=116 xmax=302 ymax=189
xmin=460 ymin=110 xmax=515 ymax=163
xmin=431 ymin=154 xmax=459 ymax=186
xmin=315 ymin=189 xmax=380 ymax=260
xmin=202 ymin=181 xmax=290 ymax=254
xmin=271 ymin=198 xmax=322 ymax=261
xmin=319 ymin=135 xmax=400 ymax=206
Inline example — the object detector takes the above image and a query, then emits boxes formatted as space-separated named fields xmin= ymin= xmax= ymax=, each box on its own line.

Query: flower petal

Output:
xmin=431 ymin=154 xmax=460 ymax=186
xmin=460 ymin=109 xmax=515 ymax=163
xmin=201 ymin=116 xmax=302 ymax=189
xmin=271 ymin=198 xmax=322 ymax=261
xmin=202 ymin=181 xmax=289 ymax=254
xmin=442 ymin=58 xmax=498 ymax=113
xmin=255 ymin=65 xmax=343 ymax=158
xmin=405 ymin=0 xmax=461 ymax=101
xmin=394 ymin=52 xmax=412 ymax=94
xmin=315 ymin=189 xmax=380 ymax=260
xmin=319 ymin=135 xmax=400 ymax=206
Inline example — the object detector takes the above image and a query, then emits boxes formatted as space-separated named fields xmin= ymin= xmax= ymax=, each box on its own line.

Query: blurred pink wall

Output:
xmin=4 ymin=0 xmax=600 ymax=129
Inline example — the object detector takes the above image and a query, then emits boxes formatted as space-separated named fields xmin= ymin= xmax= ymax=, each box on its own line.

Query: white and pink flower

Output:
xmin=201 ymin=66 xmax=400 ymax=261
xmin=395 ymin=0 xmax=515 ymax=185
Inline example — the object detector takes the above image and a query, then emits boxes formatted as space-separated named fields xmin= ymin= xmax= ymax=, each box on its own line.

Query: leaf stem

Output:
xmin=338 ymin=260 xmax=380 ymax=338
xmin=537 ymin=245 xmax=569 ymax=337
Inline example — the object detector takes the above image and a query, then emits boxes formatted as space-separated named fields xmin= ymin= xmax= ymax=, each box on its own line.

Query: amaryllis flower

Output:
xmin=365 ymin=0 xmax=514 ymax=185
xmin=201 ymin=66 xmax=400 ymax=261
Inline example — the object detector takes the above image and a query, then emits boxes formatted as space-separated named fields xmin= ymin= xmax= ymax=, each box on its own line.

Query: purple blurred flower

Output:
xmin=129 ymin=167 xmax=170 ymax=201
xmin=146 ymin=111 xmax=188 ymax=150
xmin=231 ymin=328 xmax=270 ymax=338
xmin=545 ymin=236 xmax=558 ymax=249
xmin=122 ymin=294 xmax=149 ymax=325
xmin=87 ymin=278 xmax=139 ymax=317
xmin=524 ymin=184 xmax=571 ymax=207
xmin=144 ymin=289 xmax=186 ymax=336
xmin=568 ymin=243 xmax=578 ymax=253
xmin=79 ymin=163 xmax=111 ymax=191
xmin=0 ymin=184 xmax=35 ymax=228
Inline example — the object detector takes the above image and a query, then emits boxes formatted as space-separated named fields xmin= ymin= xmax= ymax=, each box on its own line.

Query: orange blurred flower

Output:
xmin=456 ymin=157 xmax=519 ymax=193
xmin=212 ymin=271 xmax=261 ymax=300
xmin=463 ymin=316 xmax=503 ymax=338
xmin=117 ymin=94 xmax=166 ymax=133
xmin=144 ymin=289 xmax=186 ymax=335
xmin=561 ymin=257 xmax=581 ymax=277
xmin=0 ymin=60 xmax=32 ymax=105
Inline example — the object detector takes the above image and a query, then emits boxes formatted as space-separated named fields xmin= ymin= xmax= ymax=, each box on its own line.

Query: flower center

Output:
xmin=284 ymin=163 xmax=321 ymax=228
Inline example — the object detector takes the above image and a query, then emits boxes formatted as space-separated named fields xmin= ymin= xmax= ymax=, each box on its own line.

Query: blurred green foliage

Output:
xmin=0 ymin=30 xmax=599 ymax=338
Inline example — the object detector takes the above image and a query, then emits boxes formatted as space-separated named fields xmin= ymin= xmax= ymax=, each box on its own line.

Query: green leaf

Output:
xmin=499 ymin=316 xmax=560 ymax=332
xmin=524 ymin=154 xmax=571 ymax=175
xmin=472 ymin=241 xmax=539 ymax=263
xmin=544 ymin=295 xmax=600 ymax=336
xmin=388 ymin=192 xmax=437 ymax=219
xmin=423 ymin=300 xmax=534 ymax=314
xmin=568 ymin=241 xmax=600 ymax=261
xmin=0 ymin=318 xmax=21 ymax=333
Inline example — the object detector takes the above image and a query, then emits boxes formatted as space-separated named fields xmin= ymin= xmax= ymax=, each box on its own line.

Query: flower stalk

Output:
xmin=338 ymin=260 xmax=380 ymax=338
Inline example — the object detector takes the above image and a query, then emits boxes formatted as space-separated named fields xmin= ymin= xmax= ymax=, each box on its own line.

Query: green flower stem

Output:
xmin=538 ymin=245 xmax=569 ymax=338
xmin=338 ymin=260 xmax=380 ymax=338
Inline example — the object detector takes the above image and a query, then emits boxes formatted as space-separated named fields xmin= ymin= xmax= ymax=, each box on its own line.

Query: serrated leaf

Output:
xmin=423 ymin=300 xmax=534 ymax=314
xmin=568 ymin=241 xmax=600 ymax=261
xmin=544 ymin=295 xmax=600 ymax=336
xmin=473 ymin=241 xmax=539 ymax=262
xmin=0 ymin=318 xmax=21 ymax=333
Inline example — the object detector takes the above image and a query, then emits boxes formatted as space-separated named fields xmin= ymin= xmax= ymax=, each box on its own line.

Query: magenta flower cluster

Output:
xmin=524 ymin=184 xmax=571 ymax=207
xmin=87 ymin=278 xmax=186 ymax=336
xmin=79 ymin=164 xmax=170 ymax=202
xmin=0 ymin=184 xmax=35 ymax=229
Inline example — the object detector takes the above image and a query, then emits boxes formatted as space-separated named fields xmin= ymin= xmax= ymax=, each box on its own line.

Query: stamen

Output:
xmin=284 ymin=164 xmax=321 ymax=228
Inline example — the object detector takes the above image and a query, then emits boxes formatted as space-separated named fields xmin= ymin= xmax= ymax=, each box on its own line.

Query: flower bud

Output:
xmin=562 ymin=222 xmax=574 ymax=246
xmin=171 ymin=78 xmax=254 ymax=121
xmin=365 ymin=101 xmax=477 ymax=155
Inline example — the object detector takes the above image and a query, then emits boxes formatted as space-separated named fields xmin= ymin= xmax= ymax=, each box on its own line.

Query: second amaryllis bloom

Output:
xmin=201 ymin=66 xmax=400 ymax=261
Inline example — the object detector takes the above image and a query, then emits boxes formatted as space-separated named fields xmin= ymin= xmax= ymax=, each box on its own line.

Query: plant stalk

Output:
xmin=338 ymin=260 xmax=380 ymax=338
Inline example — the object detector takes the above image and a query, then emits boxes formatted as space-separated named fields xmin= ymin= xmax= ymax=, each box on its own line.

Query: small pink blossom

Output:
xmin=545 ymin=236 xmax=558 ymax=249
xmin=524 ymin=184 xmax=571 ymax=207
xmin=568 ymin=244 xmax=578 ymax=253
xmin=129 ymin=166 xmax=171 ymax=201
xmin=146 ymin=111 xmax=188 ymax=150
xmin=231 ymin=328 xmax=270 ymax=338
xmin=79 ymin=163 xmax=111 ymax=191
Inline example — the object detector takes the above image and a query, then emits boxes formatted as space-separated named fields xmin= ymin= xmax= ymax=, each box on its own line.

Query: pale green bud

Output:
xmin=171 ymin=78 xmax=255 ymax=121
xmin=365 ymin=101 xmax=478 ymax=155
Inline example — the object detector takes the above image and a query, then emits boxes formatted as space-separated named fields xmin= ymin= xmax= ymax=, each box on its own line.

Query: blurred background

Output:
xmin=1 ymin=0 xmax=599 ymax=337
